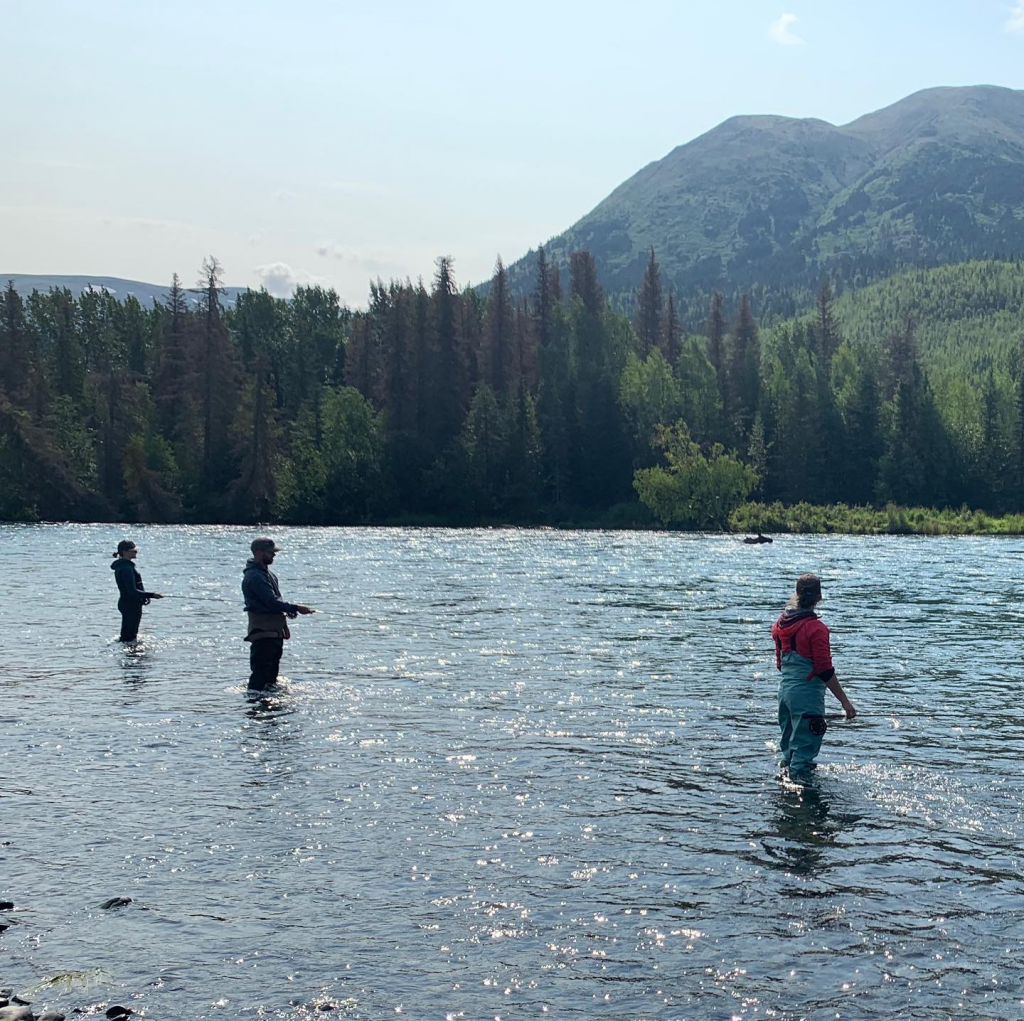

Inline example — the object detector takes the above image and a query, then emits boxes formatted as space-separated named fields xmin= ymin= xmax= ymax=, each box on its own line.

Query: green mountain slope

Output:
xmin=833 ymin=259 xmax=1024 ymax=374
xmin=506 ymin=86 xmax=1024 ymax=314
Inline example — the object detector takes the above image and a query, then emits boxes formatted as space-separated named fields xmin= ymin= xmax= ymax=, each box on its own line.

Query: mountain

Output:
xmin=0 ymin=274 xmax=248 ymax=307
xmin=505 ymin=85 xmax=1024 ymax=316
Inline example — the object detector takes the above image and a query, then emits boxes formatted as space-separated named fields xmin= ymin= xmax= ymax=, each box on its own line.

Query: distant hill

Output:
xmin=504 ymin=85 xmax=1024 ymax=317
xmin=1 ymin=274 xmax=248 ymax=307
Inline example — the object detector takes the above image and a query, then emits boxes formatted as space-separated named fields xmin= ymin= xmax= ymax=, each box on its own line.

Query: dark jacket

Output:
xmin=112 ymin=558 xmax=154 ymax=605
xmin=771 ymin=608 xmax=835 ymax=681
xmin=242 ymin=559 xmax=298 ymax=615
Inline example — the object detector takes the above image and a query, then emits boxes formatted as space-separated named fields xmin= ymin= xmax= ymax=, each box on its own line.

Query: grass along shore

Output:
xmin=730 ymin=501 xmax=1024 ymax=535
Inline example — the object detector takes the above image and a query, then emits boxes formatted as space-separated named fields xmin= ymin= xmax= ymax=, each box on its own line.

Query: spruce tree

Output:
xmin=728 ymin=294 xmax=760 ymax=440
xmin=569 ymin=251 xmax=602 ymax=315
xmin=482 ymin=257 xmax=514 ymax=393
xmin=705 ymin=292 xmax=727 ymax=431
xmin=814 ymin=281 xmax=841 ymax=372
xmin=663 ymin=291 xmax=682 ymax=368
xmin=634 ymin=248 xmax=663 ymax=357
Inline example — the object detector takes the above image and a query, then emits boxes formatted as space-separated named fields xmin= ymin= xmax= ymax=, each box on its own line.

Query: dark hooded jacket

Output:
xmin=112 ymin=557 xmax=154 ymax=606
xmin=242 ymin=559 xmax=298 ymax=615
xmin=771 ymin=607 xmax=834 ymax=681
xmin=242 ymin=558 xmax=299 ymax=642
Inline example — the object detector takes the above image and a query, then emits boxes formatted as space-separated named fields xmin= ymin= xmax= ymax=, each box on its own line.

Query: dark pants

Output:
xmin=249 ymin=637 xmax=284 ymax=690
xmin=118 ymin=600 xmax=143 ymax=642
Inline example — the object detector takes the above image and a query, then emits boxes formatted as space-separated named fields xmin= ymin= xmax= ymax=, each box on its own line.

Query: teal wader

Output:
xmin=778 ymin=650 xmax=826 ymax=771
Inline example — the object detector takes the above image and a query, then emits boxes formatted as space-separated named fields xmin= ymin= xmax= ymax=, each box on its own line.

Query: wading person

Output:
xmin=111 ymin=539 xmax=163 ymax=642
xmin=242 ymin=537 xmax=314 ymax=690
xmin=771 ymin=573 xmax=855 ymax=774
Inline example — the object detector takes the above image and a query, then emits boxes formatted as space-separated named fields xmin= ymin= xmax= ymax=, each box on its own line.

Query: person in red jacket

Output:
xmin=771 ymin=573 xmax=855 ymax=773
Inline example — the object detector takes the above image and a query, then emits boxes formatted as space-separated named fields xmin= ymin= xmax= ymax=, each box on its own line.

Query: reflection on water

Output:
xmin=2 ymin=524 xmax=1023 ymax=1019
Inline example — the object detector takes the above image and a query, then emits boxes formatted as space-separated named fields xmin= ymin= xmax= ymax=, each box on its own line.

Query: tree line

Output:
xmin=1 ymin=251 xmax=1022 ymax=526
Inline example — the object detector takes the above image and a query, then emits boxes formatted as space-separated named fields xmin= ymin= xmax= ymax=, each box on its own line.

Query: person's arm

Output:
xmin=807 ymin=623 xmax=854 ymax=717
xmin=825 ymin=675 xmax=856 ymax=719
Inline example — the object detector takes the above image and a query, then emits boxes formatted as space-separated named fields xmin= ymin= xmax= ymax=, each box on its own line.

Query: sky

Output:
xmin=3 ymin=1 xmax=1024 ymax=306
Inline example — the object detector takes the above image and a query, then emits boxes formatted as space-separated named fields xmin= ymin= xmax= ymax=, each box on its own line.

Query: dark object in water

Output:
xmin=743 ymin=533 xmax=773 ymax=544
xmin=106 ymin=1007 xmax=133 ymax=1020
xmin=99 ymin=897 xmax=133 ymax=910
xmin=0 ymin=901 xmax=14 ymax=910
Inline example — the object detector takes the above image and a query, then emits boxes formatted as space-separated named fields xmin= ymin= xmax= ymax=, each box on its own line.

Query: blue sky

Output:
xmin=2 ymin=1 xmax=1023 ymax=305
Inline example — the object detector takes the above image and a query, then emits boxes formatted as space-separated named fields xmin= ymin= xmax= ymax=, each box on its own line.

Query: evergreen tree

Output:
xmin=705 ymin=292 xmax=727 ymax=422
xmin=194 ymin=256 xmax=239 ymax=503
xmin=428 ymin=256 xmax=467 ymax=448
xmin=663 ymin=290 xmax=682 ymax=367
xmin=634 ymin=248 xmax=663 ymax=357
xmin=532 ymin=245 xmax=557 ymax=353
xmin=482 ymin=257 xmax=515 ymax=393
xmin=0 ymin=281 xmax=30 ymax=399
xmin=728 ymin=294 xmax=760 ymax=440
xmin=814 ymin=281 xmax=840 ymax=372
xmin=569 ymin=251 xmax=602 ymax=314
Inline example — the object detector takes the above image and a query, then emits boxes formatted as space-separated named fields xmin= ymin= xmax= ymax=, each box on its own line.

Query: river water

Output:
xmin=1 ymin=524 xmax=1022 ymax=1020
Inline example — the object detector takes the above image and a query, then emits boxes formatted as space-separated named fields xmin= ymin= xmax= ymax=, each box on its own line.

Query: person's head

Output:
xmin=250 ymin=537 xmax=281 ymax=566
xmin=112 ymin=539 xmax=138 ymax=560
xmin=787 ymin=572 xmax=822 ymax=609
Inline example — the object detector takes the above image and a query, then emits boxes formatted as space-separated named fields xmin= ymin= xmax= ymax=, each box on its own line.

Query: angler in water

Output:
xmin=242 ymin=537 xmax=315 ymax=690
xmin=771 ymin=573 xmax=855 ymax=774
xmin=111 ymin=539 xmax=163 ymax=642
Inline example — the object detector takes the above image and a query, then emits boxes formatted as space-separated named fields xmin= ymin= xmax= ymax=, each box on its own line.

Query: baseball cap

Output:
xmin=251 ymin=537 xmax=282 ymax=553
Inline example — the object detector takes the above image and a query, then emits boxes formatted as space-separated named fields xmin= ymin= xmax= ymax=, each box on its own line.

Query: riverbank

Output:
xmin=6 ymin=499 xmax=1024 ymax=535
xmin=729 ymin=501 xmax=1024 ymax=535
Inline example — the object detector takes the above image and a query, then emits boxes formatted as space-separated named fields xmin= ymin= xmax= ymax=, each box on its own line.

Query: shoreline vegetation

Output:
xmin=8 ymin=501 xmax=1024 ymax=536
xmin=4 ymin=254 xmax=1024 ymax=531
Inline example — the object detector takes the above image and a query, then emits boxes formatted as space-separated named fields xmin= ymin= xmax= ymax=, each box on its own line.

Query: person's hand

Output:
xmin=295 ymin=605 xmax=315 ymax=615
xmin=151 ymin=593 xmax=164 ymax=599
xmin=843 ymin=701 xmax=857 ymax=721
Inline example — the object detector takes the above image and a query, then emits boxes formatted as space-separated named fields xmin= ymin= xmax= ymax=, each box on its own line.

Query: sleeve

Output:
xmin=247 ymin=571 xmax=298 ymax=615
xmin=808 ymin=622 xmax=835 ymax=682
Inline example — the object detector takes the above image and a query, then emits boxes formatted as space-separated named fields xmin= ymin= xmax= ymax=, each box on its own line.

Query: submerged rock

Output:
xmin=105 ymin=1007 xmax=132 ymax=1019
xmin=40 ymin=1013 xmax=67 ymax=1021
xmin=99 ymin=897 xmax=132 ymax=911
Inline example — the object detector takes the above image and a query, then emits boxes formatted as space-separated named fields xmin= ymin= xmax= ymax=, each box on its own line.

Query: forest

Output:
xmin=1 ymin=251 xmax=1023 ymax=530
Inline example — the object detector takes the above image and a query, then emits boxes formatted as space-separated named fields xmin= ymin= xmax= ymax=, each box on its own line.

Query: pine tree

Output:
xmin=229 ymin=353 xmax=280 ymax=522
xmin=0 ymin=281 xmax=30 ymax=398
xmin=814 ymin=281 xmax=841 ymax=372
xmin=705 ymin=292 xmax=727 ymax=431
xmin=193 ymin=256 xmax=239 ymax=501
xmin=729 ymin=294 xmax=760 ymax=440
xmin=532 ymin=245 xmax=557 ymax=353
xmin=153 ymin=273 xmax=196 ymax=442
xmin=569 ymin=251 xmax=602 ymax=315
xmin=663 ymin=290 xmax=682 ymax=367
xmin=634 ymin=248 xmax=663 ymax=357
xmin=428 ymin=256 xmax=467 ymax=447
xmin=482 ymin=257 xmax=514 ymax=393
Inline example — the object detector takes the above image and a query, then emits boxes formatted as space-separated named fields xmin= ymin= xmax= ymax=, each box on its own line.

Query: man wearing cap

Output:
xmin=242 ymin=537 xmax=314 ymax=690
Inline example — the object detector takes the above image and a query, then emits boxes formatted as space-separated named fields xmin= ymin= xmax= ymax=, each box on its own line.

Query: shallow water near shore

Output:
xmin=2 ymin=523 xmax=1023 ymax=1019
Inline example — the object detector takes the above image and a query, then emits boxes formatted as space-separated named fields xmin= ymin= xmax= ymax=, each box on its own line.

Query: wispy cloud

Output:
xmin=1007 ymin=1 xmax=1024 ymax=33
xmin=768 ymin=12 xmax=804 ymax=45
xmin=255 ymin=262 xmax=325 ymax=298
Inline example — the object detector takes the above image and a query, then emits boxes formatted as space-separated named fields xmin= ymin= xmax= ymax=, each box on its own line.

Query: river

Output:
xmin=1 ymin=524 xmax=1022 ymax=1019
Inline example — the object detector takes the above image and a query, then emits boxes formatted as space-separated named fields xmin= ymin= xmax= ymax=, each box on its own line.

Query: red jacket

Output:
xmin=771 ymin=610 xmax=835 ymax=681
